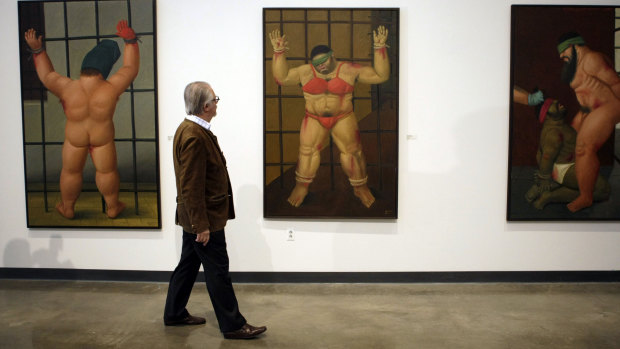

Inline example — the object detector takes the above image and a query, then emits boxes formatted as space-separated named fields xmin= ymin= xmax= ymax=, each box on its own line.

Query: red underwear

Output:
xmin=304 ymin=110 xmax=352 ymax=130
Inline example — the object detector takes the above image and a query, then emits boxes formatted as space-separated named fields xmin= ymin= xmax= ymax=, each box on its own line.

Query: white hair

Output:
xmin=184 ymin=81 xmax=214 ymax=116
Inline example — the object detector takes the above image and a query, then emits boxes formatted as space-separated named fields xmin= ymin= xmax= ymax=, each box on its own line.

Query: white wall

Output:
xmin=1 ymin=0 xmax=619 ymax=273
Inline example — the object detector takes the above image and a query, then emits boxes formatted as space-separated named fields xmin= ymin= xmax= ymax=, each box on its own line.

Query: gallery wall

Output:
xmin=1 ymin=0 xmax=619 ymax=273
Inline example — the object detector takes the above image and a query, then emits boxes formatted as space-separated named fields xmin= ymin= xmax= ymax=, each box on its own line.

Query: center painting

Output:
xmin=263 ymin=8 xmax=399 ymax=219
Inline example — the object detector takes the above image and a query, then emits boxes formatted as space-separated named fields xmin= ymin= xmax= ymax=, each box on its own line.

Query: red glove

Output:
xmin=116 ymin=20 xmax=136 ymax=41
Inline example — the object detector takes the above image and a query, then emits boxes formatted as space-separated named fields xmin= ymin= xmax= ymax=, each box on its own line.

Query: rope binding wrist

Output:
xmin=123 ymin=36 xmax=140 ymax=44
xmin=27 ymin=46 xmax=45 ymax=54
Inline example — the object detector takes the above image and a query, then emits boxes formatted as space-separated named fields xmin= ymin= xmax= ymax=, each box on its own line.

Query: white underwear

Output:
xmin=552 ymin=162 xmax=574 ymax=184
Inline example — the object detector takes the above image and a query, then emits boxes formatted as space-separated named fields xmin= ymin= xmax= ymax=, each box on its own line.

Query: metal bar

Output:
xmin=151 ymin=0 xmax=162 ymax=226
xmin=264 ymin=94 xmax=374 ymax=99
xmin=266 ymin=57 xmax=373 ymax=62
xmin=95 ymin=0 xmax=106 ymax=213
xmin=95 ymin=0 xmax=100 ymax=42
xmin=265 ymin=20 xmax=376 ymax=25
xmin=327 ymin=10 xmax=335 ymax=191
xmin=21 ymin=87 xmax=156 ymax=93
xmin=277 ymin=9 xmax=285 ymax=189
xmin=63 ymin=1 xmax=70 ymax=77
xmin=127 ymin=0 xmax=139 ymax=215
xmin=43 ymin=31 xmax=155 ymax=41
xmin=40 ymin=95 xmax=49 ymax=212
xmin=28 ymin=188 xmax=159 ymax=193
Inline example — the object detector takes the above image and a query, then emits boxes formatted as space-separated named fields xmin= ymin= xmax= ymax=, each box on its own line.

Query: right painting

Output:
xmin=508 ymin=6 xmax=620 ymax=220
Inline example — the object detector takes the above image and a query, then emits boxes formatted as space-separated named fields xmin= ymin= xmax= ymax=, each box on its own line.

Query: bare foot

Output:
xmin=567 ymin=195 xmax=592 ymax=213
xmin=106 ymin=201 xmax=126 ymax=218
xmin=287 ymin=183 xmax=309 ymax=207
xmin=533 ymin=192 xmax=551 ymax=210
xmin=524 ymin=184 xmax=542 ymax=203
xmin=353 ymin=185 xmax=375 ymax=208
xmin=55 ymin=202 xmax=75 ymax=219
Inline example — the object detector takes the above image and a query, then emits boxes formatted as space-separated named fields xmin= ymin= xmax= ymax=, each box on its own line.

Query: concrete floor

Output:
xmin=0 ymin=281 xmax=619 ymax=348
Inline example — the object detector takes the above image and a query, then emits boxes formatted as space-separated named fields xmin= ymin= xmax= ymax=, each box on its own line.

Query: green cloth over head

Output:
xmin=557 ymin=36 xmax=585 ymax=54
xmin=312 ymin=51 xmax=333 ymax=66
xmin=81 ymin=39 xmax=120 ymax=79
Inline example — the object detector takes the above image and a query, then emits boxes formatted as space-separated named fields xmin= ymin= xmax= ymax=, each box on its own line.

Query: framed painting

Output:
xmin=263 ymin=8 xmax=399 ymax=219
xmin=508 ymin=5 xmax=620 ymax=221
xmin=18 ymin=0 xmax=160 ymax=228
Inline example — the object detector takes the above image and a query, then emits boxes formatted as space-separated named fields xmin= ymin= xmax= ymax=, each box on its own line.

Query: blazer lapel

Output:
xmin=205 ymin=129 xmax=226 ymax=165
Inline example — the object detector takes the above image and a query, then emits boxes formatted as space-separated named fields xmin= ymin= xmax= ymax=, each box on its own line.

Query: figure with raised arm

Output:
xmin=269 ymin=26 xmax=390 ymax=208
xmin=513 ymin=85 xmax=544 ymax=106
xmin=25 ymin=20 xmax=139 ymax=219
xmin=556 ymin=33 xmax=620 ymax=212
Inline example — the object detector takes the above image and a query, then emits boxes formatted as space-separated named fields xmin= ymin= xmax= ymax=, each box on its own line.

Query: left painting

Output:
xmin=18 ymin=0 xmax=160 ymax=228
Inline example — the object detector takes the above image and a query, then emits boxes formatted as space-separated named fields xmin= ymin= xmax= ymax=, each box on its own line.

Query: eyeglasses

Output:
xmin=209 ymin=96 xmax=220 ymax=104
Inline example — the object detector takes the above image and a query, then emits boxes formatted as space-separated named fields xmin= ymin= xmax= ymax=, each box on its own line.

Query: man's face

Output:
xmin=206 ymin=87 xmax=218 ymax=118
xmin=560 ymin=45 xmax=578 ymax=85
xmin=559 ymin=46 xmax=572 ymax=62
xmin=312 ymin=53 xmax=336 ymax=74
xmin=548 ymin=100 xmax=567 ymax=119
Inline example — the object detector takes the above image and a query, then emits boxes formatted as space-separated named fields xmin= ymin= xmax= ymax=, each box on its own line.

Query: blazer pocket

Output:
xmin=207 ymin=194 xmax=228 ymax=203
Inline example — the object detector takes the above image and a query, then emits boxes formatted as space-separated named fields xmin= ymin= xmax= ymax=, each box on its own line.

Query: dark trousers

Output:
xmin=164 ymin=229 xmax=246 ymax=332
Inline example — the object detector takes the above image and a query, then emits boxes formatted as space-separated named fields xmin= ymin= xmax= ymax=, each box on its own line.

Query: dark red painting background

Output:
xmin=510 ymin=6 xmax=615 ymax=166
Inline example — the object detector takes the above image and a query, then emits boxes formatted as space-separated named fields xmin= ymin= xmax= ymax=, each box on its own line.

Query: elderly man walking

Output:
xmin=163 ymin=81 xmax=266 ymax=340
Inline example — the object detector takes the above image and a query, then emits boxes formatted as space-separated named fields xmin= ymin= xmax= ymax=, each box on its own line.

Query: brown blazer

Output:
xmin=173 ymin=119 xmax=235 ymax=234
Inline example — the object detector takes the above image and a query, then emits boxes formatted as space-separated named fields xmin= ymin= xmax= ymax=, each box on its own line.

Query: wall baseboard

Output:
xmin=0 ymin=268 xmax=618 ymax=283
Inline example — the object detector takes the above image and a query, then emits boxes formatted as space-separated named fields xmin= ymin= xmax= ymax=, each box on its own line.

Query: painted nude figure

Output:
xmin=25 ymin=20 xmax=139 ymax=219
xmin=557 ymin=33 xmax=620 ymax=212
xmin=525 ymin=98 xmax=610 ymax=209
xmin=269 ymin=26 xmax=390 ymax=208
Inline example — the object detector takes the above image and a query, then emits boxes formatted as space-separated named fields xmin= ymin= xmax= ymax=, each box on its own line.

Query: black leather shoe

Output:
xmin=223 ymin=323 xmax=267 ymax=339
xmin=164 ymin=314 xmax=206 ymax=326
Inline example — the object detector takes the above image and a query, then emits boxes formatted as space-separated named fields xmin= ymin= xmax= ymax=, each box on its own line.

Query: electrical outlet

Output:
xmin=287 ymin=228 xmax=295 ymax=241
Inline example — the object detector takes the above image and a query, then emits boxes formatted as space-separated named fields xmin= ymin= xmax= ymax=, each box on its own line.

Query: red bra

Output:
xmin=302 ymin=62 xmax=354 ymax=95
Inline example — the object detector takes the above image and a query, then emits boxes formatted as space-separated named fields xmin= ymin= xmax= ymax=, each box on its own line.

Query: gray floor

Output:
xmin=0 ymin=281 xmax=619 ymax=348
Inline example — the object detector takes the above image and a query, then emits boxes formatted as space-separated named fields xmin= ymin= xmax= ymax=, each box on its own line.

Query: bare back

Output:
xmin=538 ymin=122 xmax=577 ymax=165
xmin=59 ymin=78 xmax=119 ymax=148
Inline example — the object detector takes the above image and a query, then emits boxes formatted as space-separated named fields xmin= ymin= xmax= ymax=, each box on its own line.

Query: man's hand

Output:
xmin=116 ymin=20 xmax=136 ymax=41
xmin=528 ymin=90 xmax=545 ymax=106
xmin=25 ymin=28 xmax=43 ymax=51
xmin=534 ymin=171 xmax=558 ymax=193
xmin=373 ymin=25 xmax=388 ymax=48
xmin=538 ymin=178 xmax=557 ymax=192
xmin=195 ymin=229 xmax=210 ymax=246
xmin=269 ymin=29 xmax=288 ymax=53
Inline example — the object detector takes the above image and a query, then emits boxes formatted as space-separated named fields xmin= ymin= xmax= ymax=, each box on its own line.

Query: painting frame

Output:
xmin=262 ymin=7 xmax=400 ymax=219
xmin=507 ymin=5 xmax=620 ymax=221
xmin=18 ymin=0 xmax=161 ymax=229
